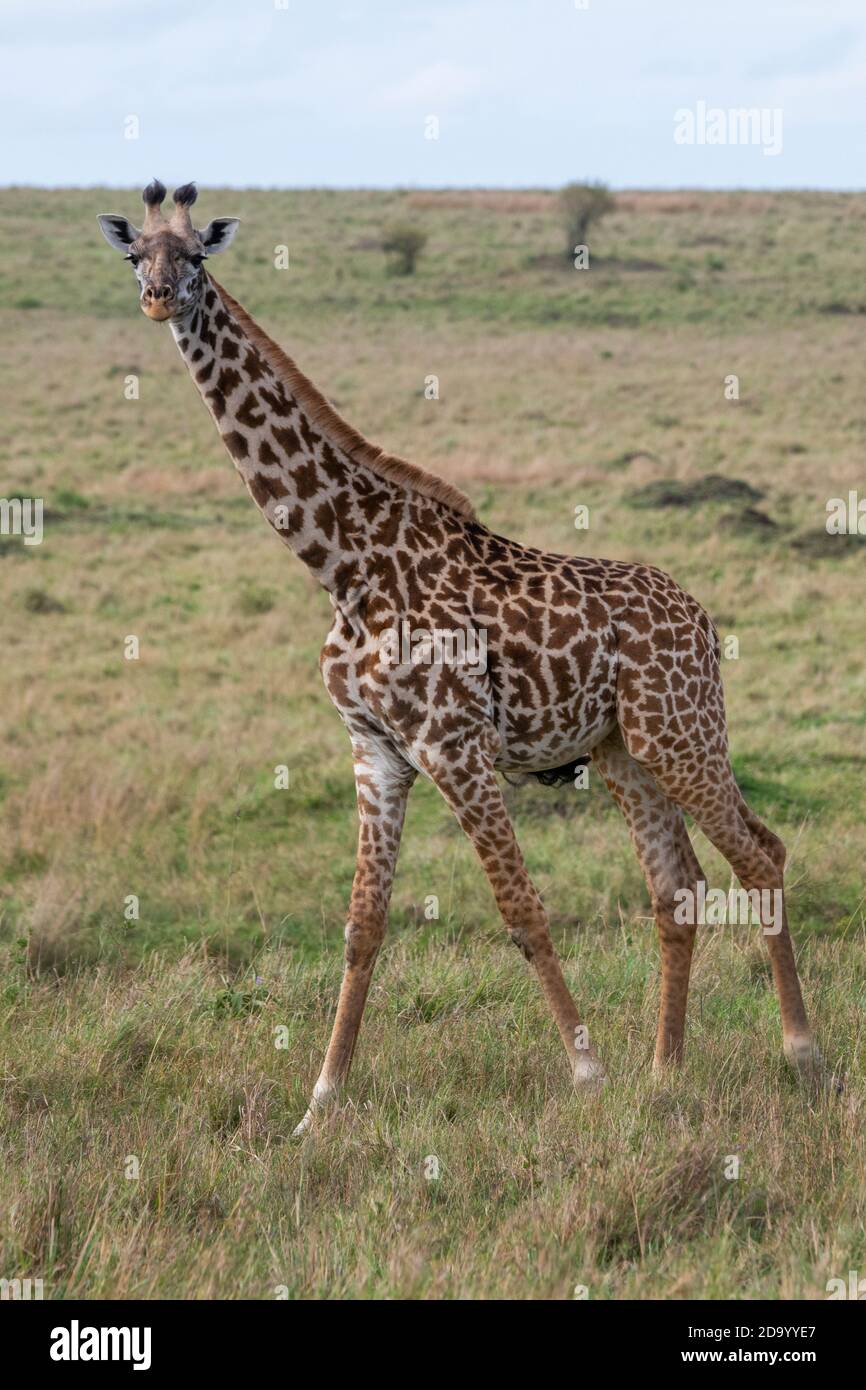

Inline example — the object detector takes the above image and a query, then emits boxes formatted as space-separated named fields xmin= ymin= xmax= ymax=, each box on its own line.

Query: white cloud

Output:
xmin=379 ymin=62 xmax=486 ymax=110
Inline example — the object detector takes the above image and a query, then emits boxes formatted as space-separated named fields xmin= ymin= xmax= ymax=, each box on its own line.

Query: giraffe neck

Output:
xmin=169 ymin=276 xmax=404 ymax=596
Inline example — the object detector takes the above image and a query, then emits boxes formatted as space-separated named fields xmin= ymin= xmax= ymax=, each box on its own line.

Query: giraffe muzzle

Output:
xmin=141 ymin=284 xmax=177 ymax=321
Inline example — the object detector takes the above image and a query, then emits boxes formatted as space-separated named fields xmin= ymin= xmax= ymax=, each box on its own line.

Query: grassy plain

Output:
xmin=0 ymin=187 xmax=864 ymax=1298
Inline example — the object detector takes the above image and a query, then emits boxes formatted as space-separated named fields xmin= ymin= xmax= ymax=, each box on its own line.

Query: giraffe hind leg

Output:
xmin=611 ymin=582 xmax=826 ymax=1081
xmin=625 ymin=744 xmax=822 ymax=1080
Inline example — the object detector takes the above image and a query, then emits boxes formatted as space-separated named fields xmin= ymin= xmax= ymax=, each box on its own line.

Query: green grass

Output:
xmin=1 ymin=934 xmax=863 ymax=1298
xmin=0 ymin=186 xmax=864 ymax=1299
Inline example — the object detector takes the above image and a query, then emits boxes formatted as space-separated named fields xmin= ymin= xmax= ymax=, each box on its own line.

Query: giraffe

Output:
xmin=98 ymin=181 xmax=825 ymax=1133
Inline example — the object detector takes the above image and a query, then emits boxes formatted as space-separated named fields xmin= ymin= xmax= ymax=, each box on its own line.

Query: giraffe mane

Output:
xmin=207 ymin=276 xmax=477 ymax=522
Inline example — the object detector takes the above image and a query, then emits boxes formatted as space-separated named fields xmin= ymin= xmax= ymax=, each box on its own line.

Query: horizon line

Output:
xmin=2 ymin=182 xmax=865 ymax=194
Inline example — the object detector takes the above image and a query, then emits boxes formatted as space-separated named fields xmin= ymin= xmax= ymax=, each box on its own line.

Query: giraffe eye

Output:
xmin=125 ymin=253 xmax=140 ymax=267
xmin=189 ymin=253 xmax=205 ymax=267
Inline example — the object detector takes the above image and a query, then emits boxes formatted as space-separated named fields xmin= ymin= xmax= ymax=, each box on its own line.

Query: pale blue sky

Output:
xmin=5 ymin=0 xmax=865 ymax=188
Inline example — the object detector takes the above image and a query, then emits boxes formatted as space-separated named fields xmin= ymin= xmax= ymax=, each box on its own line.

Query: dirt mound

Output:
xmin=722 ymin=505 xmax=777 ymax=531
xmin=628 ymin=474 xmax=763 ymax=509
xmin=791 ymin=530 xmax=866 ymax=558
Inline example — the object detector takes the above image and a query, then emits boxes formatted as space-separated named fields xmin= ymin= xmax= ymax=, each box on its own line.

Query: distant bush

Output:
xmin=236 ymin=585 xmax=276 ymax=616
xmin=55 ymin=487 xmax=91 ymax=511
xmin=560 ymin=181 xmax=615 ymax=259
xmin=23 ymin=588 xmax=66 ymax=614
xmin=381 ymin=224 xmax=428 ymax=276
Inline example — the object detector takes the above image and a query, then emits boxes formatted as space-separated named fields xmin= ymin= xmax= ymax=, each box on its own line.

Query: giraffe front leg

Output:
xmin=423 ymin=742 xmax=606 ymax=1090
xmin=591 ymin=728 xmax=704 ymax=1069
xmin=293 ymin=737 xmax=415 ymax=1136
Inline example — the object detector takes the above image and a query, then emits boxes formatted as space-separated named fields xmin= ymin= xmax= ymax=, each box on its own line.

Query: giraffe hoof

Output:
xmin=784 ymin=1039 xmax=840 ymax=1093
xmin=572 ymin=1054 xmax=607 ymax=1088
xmin=651 ymin=1053 xmax=684 ymax=1074
xmin=292 ymin=1108 xmax=316 ymax=1138
xmin=784 ymin=1036 xmax=821 ymax=1070
xmin=292 ymin=1082 xmax=339 ymax=1136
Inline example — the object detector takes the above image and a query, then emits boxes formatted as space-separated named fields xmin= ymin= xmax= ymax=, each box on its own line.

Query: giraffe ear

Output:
xmin=199 ymin=217 xmax=240 ymax=255
xmin=97 ymin=214 xmax=141 ymax=252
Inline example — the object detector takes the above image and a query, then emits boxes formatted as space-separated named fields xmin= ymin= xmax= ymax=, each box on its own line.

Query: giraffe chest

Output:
xmin=319 ymin=594 xmax=619 ymax=774
xmin=488 ymin=630 xmax=619 ymax=771
xmin=319 ymin=605 xmax=496 ymax=760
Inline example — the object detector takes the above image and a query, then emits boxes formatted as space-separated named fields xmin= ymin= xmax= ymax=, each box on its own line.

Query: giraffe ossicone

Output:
xmin=97 ymin=182 xmax=827 ymax=1128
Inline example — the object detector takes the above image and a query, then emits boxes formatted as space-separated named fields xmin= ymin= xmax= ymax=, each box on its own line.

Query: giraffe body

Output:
xmin=97 ymin=184 xmax=826 ymax=1135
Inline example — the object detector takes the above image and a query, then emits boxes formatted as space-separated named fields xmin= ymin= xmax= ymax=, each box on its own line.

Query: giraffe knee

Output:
xmin=344 ymin=914 xmax=385 ymax=968
xmin=739 ymin=804 xmax=787 ymax=873
xmin=508 ymin=926 xmax=533 ymax=960
xmin=653 ymin=886 xmax=697 ymax=942
xmin=507 ymin=918 xmax=551 ymax=962
xmin=757 ymin=828 xmax=786 ymax=874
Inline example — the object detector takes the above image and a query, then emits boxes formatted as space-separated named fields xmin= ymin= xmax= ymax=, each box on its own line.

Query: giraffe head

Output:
xmin=97 ymin=180 xmax=240 ymax=321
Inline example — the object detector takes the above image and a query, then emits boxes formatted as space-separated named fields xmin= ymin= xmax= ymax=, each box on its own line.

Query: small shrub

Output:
xmin=236 ymin=585 xmax=276 ymax=616
xmin=381 ymin=224 xmax=428 ymax=276
xmin=206 ymin=976 xmax=269 ymax=1020
xmin=559 ymin=180 xmax=615 ymax=260
xmin=23 ymin=588 xmax=66 ymax=615
xmin=55 ymin=487 xmax=91 ymax=511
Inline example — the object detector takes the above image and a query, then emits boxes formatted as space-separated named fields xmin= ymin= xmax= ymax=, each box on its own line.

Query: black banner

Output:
xmin=1 ymin=1296 xmax=860 ymax=1374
